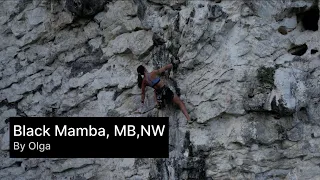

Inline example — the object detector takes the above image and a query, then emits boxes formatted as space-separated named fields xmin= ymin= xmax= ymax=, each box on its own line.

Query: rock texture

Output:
xmin=1 ymin=0 xmax=320 ymax=179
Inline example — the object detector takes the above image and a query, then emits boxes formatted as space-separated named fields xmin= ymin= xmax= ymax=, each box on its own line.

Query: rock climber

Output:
xmin=137 ymin=63 xmax=191 ymax=121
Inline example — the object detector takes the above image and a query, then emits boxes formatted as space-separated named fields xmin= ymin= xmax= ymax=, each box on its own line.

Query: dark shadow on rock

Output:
xmin=65 ymin=0 xmax=110 ymax=17
xmin=67 ymin=48 xmax=105 ymax=78
xmin=271 ymin=97 xmax=295 ymax=117
xmin=288 ymin=44 xmax=308 ymax=56
xmin=133 ymin=0 xmax=146 ymax=20
xmin=300 ymin=5 xmax=319 ymax=31
xmin=208 ymin=4 xmax=225 ymax=21
xmin=311 ymin=49 xmax=318 ymax=54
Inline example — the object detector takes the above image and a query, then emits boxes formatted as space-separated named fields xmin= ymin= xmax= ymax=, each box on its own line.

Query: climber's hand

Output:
xmin=171 ymin=57 xmax=179 ymax=71
xmin=169 ymin=70 xmax=174 ymax=79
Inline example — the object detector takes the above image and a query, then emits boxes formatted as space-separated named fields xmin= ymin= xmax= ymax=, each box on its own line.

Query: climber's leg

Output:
xmin=172 ymin=95 xmax=190 ymax=121
xmin=154 ymin=90 xmax=161 ymax=109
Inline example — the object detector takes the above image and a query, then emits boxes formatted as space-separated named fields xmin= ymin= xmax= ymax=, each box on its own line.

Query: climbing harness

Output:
xmin=154 ymin=85 xmax=174 ymax=109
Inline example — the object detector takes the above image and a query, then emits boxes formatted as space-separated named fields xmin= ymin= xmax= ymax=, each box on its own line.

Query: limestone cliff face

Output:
xmin=1 ymin=0 xmax=320 ymax=179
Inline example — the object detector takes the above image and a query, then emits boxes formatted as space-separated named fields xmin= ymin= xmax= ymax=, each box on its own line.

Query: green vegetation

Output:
xmin=257 ymin=66 xmax=275 ymax=88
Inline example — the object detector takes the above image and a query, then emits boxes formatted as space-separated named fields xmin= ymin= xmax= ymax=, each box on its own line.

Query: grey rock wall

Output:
xmin=1 ymin=0 xmax=320 ymax=179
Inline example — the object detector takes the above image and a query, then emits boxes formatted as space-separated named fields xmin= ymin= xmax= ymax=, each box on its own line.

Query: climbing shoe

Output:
xmin=155 ymin=104 xmax=161 ymax=109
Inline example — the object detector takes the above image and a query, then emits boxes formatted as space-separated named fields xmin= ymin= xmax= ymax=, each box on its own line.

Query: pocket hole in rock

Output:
xmin=278 ymin=26 xmax=288 ymax=35
xmin=311 ymin=49 xmax=318 ymax=54
xmin=288 ymin=44 xmax=308 ymax=56
xmin=298 ymin=5 xmax=319 ymax=31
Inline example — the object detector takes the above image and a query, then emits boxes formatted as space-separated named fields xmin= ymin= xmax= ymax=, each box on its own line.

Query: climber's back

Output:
xmin=137 ymin=64 xmax=173 ymax=90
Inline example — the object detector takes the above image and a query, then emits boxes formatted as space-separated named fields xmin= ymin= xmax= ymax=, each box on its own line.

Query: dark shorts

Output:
xmin=155 ymin=85 xmax=174 ymax=104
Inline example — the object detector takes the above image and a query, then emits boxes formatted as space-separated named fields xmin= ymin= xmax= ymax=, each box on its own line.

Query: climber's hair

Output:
xmin=137 ymin=65 xmax=145 ymax=89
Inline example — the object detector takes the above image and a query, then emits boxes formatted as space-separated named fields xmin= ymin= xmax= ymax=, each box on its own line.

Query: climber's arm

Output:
xmin=156 ymin=64 xmax=173 ymax=75
xmin=141 ymin=80 xmax=146 ymax=103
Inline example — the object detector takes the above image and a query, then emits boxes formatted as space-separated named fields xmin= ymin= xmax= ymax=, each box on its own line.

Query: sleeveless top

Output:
xmin=145 ymin=73 xmax=160 ymax=87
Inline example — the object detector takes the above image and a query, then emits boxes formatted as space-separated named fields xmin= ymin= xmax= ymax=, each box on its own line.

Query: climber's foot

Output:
xmin=186 ymin=120 xmax=193 ymax=128
xmin=190 ymin=112 xmax=197 ymax=122
xmin=155 ymin=104 xmax=161 ymax=109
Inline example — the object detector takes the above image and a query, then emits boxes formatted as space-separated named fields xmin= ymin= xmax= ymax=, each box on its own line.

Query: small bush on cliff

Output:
xmin=257 ymin=66 xmax=275 ymax=88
